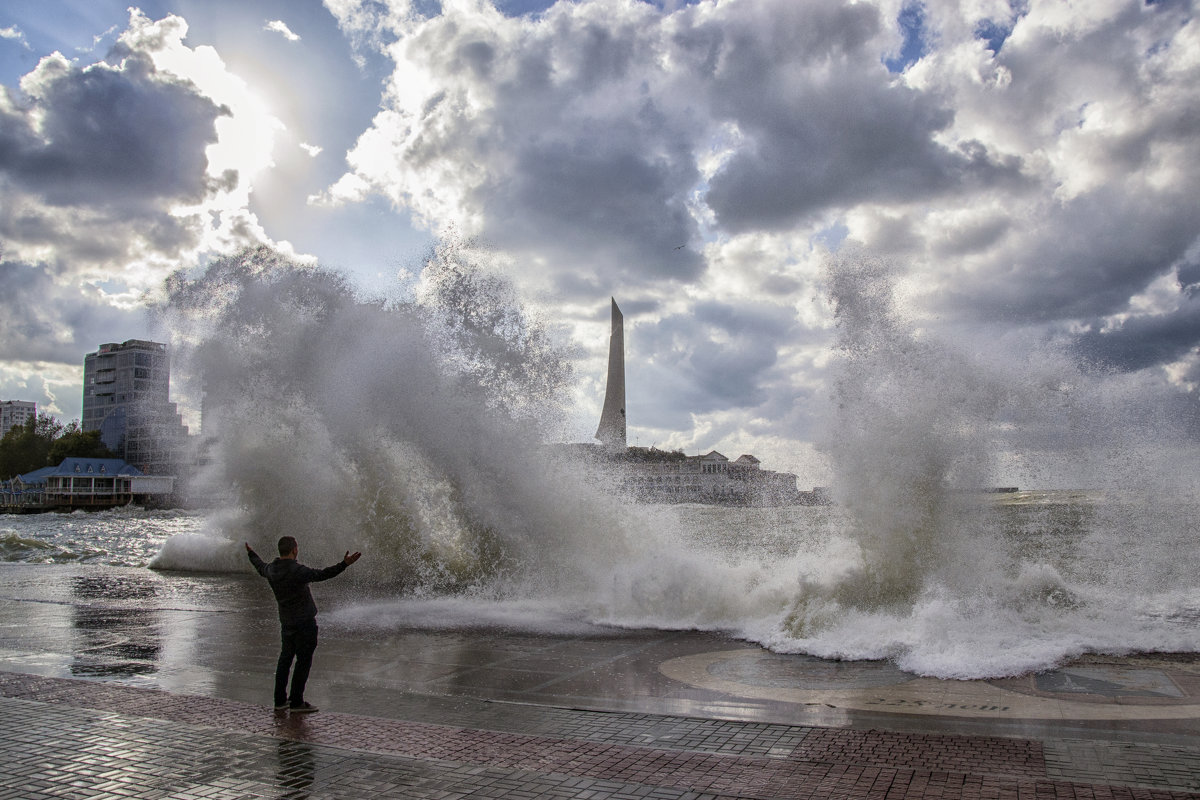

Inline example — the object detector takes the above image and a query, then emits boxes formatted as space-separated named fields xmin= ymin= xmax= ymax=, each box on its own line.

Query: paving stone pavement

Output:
xmin=1 ymin=671 xmax=1197 ymax=800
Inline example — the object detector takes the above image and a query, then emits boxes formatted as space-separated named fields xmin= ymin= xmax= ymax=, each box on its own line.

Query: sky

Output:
xmin=1 ymin=0 xmax=1198 ymax=485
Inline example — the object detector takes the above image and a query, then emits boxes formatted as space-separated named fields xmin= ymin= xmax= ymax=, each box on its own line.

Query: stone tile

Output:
xmin=1 ymin=563 xmax=1199 ymax=798
xmin=2 ymin=673 xmax=1199 ymax=799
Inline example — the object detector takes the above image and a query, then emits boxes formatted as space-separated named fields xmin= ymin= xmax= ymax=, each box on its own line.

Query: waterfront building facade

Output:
xmin=0 ymin=401 xmax=36 ymax=435
xmin=82 ymin=340 xmax=189 ymax=476
xmin=582 ymin=297 xmax=820 ymax=505
xmin=620 ymin=449 xmax=811 ymax=506
xmin=0 ymin=457 xmax=173 ymax=512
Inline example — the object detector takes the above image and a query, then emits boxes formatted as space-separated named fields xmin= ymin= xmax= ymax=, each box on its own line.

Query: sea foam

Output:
xmin=141 ymin=246 xmax=1200 ymax=679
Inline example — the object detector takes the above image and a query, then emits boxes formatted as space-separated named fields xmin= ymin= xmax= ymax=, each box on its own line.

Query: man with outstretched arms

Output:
xmin=246 ymin=536 xmax=361 ymax=713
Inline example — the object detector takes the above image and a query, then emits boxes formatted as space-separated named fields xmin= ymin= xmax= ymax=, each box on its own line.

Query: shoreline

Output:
xmin=0 ymin=559 xmax=1197 ymax=691
xmin=0 ymin=561 xmax=1196 ymax=742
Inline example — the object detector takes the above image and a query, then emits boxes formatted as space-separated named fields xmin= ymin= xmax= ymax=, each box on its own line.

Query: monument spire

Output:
xmin=595 ymin=298 xmax=626 ymax=451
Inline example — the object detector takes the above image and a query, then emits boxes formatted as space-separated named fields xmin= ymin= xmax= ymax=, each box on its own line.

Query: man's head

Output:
xmin=277 ymin=536 xmax=298 ymax=558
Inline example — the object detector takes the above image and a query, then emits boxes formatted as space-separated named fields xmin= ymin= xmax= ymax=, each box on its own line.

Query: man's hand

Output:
xmin=343 ymin=550 xmax=362 ymax=565
xmin=245 ymin=542 xmax=254 ymax=554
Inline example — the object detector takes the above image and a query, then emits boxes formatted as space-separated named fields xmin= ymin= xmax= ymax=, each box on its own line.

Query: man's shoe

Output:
xmin=274 ymin=703 xmax=289 ymax=711
xmin=290 ymin=702 xmax=319 ymax=714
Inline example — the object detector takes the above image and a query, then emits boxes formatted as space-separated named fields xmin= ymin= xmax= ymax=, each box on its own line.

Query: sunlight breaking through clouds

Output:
xmin=0 ymin=0 xmax=1197 ymax=479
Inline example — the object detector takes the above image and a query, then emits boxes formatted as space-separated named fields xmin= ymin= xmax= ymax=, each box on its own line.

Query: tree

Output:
xmin=0 ymin=414 xmax=61 ymax=480
xmin=0 ymin=415 xmax=114 ymax=480
xmin=48 ymin=422 xmax=115 ymax=465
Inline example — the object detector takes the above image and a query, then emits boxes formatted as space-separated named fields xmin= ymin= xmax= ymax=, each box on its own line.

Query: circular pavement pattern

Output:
xmin=659 ymin=650 xmax=1200 ymax=721
xmin=705 ymin=650 xmax=912 ymax=690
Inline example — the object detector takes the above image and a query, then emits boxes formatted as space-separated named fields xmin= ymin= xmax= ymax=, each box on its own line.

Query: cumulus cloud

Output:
xmin=0 ymin=9 xmax=289 ymax=381
xmin=5 ymin=0 xmax=1199 ymax=473
xmin=899 ymin=1 xmax=1200 ymax=329
xmin=0 ymin=44 xmax=223 ymax=283
xmin=316 ymin=0 xmax=1200 ymax=462
xmin=319 ymin=0 xmax=716 ymax=290
xmin=1 ymin=25 xmax=29 ymax=48
xmin=0 ymin=261 xmax=146 ymax=363
xmin=265 ymin=20 xmax=302 ymax=42
xmin=320 ymin=1 xmax=1021 ymax=289
xmin=1 ymin=51 xmax=222 ymax=209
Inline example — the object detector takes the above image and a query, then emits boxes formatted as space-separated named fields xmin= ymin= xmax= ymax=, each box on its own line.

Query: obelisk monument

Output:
xmin=595 ymin=298 xmax=626 ymax=451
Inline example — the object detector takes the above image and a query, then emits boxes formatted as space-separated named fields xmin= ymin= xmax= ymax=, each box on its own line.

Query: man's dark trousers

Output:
xmin=276 ymin=620 xmax=319 ymax=707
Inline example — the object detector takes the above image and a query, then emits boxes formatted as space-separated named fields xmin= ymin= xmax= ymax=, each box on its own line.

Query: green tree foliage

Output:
xmin=0 ymin=415 xmax=115 ymax=480
xmin=0 ymin=414 xmax=61 ymax=479
xmin=48 ymin=422 xmax=115 ymax=465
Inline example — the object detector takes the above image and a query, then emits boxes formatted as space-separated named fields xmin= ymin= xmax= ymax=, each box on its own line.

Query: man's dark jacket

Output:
xmin=248 ymin=551 xmax=347 ymax=628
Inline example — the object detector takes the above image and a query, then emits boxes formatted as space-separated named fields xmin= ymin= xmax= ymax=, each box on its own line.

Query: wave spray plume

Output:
xmin=154 ymin=244 xmax=639 ymax=594
xmin=147 ymin=245 xmax=1199 ymax=678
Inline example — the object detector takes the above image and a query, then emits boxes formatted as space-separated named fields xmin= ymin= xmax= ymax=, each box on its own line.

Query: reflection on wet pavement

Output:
xmin=0 ymin=563 xmax=1197 ymax=746
xmin=707 ymin=650 xmax=912 ymax=690
xmin=71 ymin=574 xmax=161 ymax=677
xmin=276 ymin=739 xmax=316 ymax=800
xmin=1034 ymin=667 xmax=1184 ymax=698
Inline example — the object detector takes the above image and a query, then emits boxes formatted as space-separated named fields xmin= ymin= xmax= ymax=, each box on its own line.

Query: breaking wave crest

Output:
xmin=159 ymin=243 xmax=639 ymax=594
xmin=146 ymin=245 xmax=1199 ymax=679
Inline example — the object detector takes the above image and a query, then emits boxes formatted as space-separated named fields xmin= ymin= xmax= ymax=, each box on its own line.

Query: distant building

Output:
xmin=580 ymin=298 xmax=821 ymax=505
xmin=619 ymin=449 xmax=808 ymax=506
xmin=82 ymin=340 xmax=190 ymax=477
xmin=0 ymin=457 xmax=174 ymax=512
xmin=0 ymin=400 xmax=36 ymax=435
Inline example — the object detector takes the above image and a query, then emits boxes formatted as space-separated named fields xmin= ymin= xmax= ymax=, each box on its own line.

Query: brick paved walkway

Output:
xmin=1 ymin=671 xmax=1196 ymax=799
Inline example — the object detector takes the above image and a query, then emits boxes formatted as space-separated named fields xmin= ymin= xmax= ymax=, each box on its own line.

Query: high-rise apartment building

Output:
xmin=0 ymin=400 xmax=36 ymax=435
xmin=82 ymin=340 xmax=189 ymax=476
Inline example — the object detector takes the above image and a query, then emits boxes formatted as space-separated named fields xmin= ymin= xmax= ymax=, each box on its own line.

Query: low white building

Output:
xmin=621 ymin=450 xmax=805 ymax=506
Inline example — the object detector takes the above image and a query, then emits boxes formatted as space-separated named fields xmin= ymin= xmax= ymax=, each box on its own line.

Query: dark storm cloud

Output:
xmin=0 ymin=261 xmax=144 ymax=364
xmin=492 ymin=132 xmax=704 ymax=289
xmin=704 ymin=87 xmax=1021 ymax=233
xmin=629 ymin=299 xmax=795 ymax=427
xmin=684 ymin=0 xmax=1021 ymax=231
xmin=940 ymin=187 xmax=1200 ymax=324
xmin=1073 ymin=296 xmax=1200 ymax=374
xmin=0 ymin=51 xmax=226 ymax=211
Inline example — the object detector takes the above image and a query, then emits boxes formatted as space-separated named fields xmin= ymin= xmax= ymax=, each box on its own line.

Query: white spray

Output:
xmin=150 ymin=245 xmax=1199 ymax=677
xmin=766 ymin=251 xmax=1200 ymax=676
xmin=155 ymin=244 xmax=643 ymax=593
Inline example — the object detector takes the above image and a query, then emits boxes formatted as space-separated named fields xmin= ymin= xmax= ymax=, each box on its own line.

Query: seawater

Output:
xmin=0 ymin=508 xmax=205 ymax=567
xmin=115 ymin=248 xmax=1199 ymax=681
xmin=13 ymin=249 xmax=1190 ymax=682
xmin=3 ymin=492 xmax=1197 ymax=681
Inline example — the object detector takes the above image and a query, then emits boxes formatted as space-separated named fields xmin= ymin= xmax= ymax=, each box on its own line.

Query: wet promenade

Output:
xmin=0 ymin=564 xmax=1197 ymax=798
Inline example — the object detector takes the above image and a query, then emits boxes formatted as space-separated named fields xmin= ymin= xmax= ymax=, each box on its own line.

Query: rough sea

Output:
xmin=9 ymin=250 xmax=1196 ymax=682
xmin=3 ymin=492 xmax=1197 ymax=681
